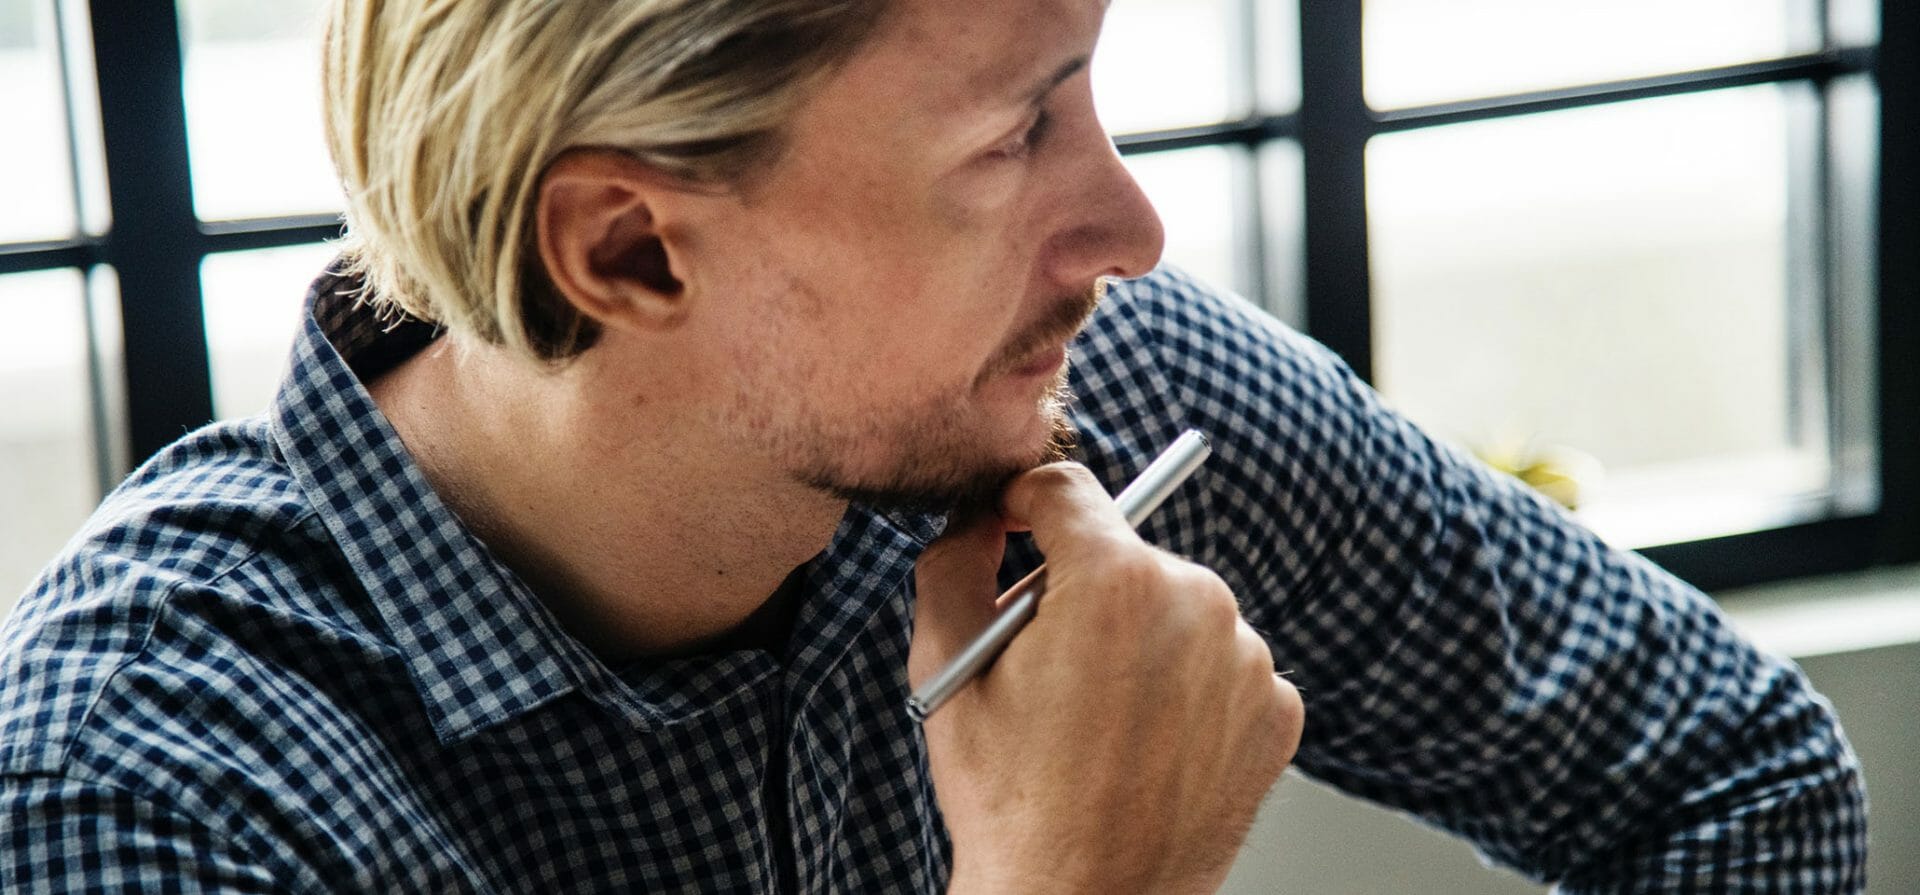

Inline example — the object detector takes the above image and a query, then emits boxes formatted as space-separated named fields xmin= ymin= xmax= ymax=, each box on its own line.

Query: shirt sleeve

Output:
xmin=1125 ymin=268 xmax=1869 ymax=891
xmin=2 ymin=773 xmax=283 ymax=894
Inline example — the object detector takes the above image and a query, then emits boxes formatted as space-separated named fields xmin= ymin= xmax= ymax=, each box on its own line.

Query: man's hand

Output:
xmin=910 ymin=462 xmax=1304 ymax=894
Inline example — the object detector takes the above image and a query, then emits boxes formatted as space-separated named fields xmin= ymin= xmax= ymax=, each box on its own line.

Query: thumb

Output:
xmin=908 ymin=511 xmax=1007 ymax=689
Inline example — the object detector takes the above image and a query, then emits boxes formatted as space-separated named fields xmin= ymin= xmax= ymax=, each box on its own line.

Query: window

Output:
xmin=0 ymin=0 xmax=335 ymax=606
xmin=0 ymin=0 xmax=76 ymax=242
xmin=1340 ymin=0 xmax=1896 ymax=587
xmin=1362 ymin=0 xmax=1822 ymax=109
xmin=1083 ymin=0 xmax=1903 ymax=588
xmin=1097 ymin=0 xmax=1303 ymax=319
xmin=1368 ymin=84 xmax=1851 ymax=549
xmin=178 ymin=0 xmax=340 ymax=221
xmin=0 ymin=269 xmax=102 ymax=594
xmin=201 ymin=242 xmax=337 ymax=419
xmin=0 ymin=0 xmax=1913 ymax=606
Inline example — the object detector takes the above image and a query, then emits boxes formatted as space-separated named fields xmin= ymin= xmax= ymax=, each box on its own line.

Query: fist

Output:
xmin=910 ymin=462 xmax=1304 ymax=894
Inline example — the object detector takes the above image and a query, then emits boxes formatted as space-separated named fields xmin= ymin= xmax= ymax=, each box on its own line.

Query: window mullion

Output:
xmin=1874 ymin=0 xmax=1920 ymax=562
xmin=1297 ymin=0 xmax=1373 ymax=379
xmin=86 ymin=0 xmax=214 ymax=463
xmin=1227 ymin=0 xmax=1265 ymax=307
xmin=48 ymin=0 xmax=88 ymax=237
xmin=1783 ymin=83 xmax=1829 ymax=468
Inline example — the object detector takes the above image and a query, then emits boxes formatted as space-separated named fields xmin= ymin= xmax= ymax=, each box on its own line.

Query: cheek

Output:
xmin=938 ymin=163 xmax=1024 ymax=223
xmin=730 ymin=165 xmax=1041 ymax=380
xmin=934 ymin=158 xmax=1055 ymax=248
xmin=943 ymin=164 xmax=1074 ymax=287
xmin=794 ymin=219 xmax=1018 ymax=359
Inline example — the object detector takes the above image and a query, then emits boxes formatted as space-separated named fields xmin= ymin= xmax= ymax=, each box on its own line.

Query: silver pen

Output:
xmin=907 ymin=429 xmax=1212 ymax=722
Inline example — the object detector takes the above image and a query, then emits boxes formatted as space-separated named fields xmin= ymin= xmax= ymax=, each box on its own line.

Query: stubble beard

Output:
xmin=773 ymin=282 xmax=1105 ymax=517
xmin=801 ymin=373 xmax=1081 ymax=517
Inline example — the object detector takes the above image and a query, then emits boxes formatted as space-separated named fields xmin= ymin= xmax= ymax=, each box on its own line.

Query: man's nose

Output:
xmin=1043 ymin=142 xmax=1167 ymax=285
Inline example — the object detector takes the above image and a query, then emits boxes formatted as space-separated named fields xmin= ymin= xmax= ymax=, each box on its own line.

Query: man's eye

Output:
xmin=992 ymin=111 xmax=1053 ymax=161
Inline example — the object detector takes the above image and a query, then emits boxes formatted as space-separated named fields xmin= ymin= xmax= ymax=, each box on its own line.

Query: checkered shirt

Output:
xmin=2 ymin=265 xmax=1866 ymax=892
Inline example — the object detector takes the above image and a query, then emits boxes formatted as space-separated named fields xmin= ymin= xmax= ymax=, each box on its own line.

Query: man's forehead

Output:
xmin=874 ymin=0 xmax=1108 ymax=112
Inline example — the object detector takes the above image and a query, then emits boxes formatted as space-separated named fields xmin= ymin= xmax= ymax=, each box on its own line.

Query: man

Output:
xmin=0 ymin=0 xmax=1865 ymax=891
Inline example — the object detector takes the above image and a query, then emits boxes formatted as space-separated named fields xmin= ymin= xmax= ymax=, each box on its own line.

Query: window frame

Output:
xmin=0 ymin=0 xmax=1912 ymax=591
xmin=0 ymin=1 xmax=338 ymax=480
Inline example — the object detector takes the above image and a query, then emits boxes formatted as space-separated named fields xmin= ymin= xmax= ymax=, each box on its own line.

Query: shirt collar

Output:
xmin=270 ymin=267 xmax=595 ymax=745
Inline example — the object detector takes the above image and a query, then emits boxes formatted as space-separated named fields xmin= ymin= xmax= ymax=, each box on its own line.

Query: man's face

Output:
xmin=689 ymin=0 xmax=1163 ymax=511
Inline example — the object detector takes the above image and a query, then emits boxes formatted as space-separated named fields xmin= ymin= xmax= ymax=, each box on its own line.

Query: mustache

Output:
xmin=982 ymin=280 xmax=1107 ymax=378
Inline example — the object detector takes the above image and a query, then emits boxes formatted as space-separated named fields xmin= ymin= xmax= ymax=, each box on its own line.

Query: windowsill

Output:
xmin=1716 ymin=564 xmax=1920 ymax=659
xmin=1573 ymin=448 xmax=1857 ymax=551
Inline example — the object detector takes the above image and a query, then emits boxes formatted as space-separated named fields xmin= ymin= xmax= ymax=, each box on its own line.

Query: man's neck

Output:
xmin=365 ymin=332 xmax=847 ymax=666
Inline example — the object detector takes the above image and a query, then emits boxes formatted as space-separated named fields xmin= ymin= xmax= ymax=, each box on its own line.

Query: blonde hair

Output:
xmin=322 ymin=0 xmax=885 ymax=360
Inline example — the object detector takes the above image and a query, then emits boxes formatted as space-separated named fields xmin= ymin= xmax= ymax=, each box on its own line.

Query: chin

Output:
xmin=806 ymin=388 xmax=1078 ymax=516
xmin=974 ymin=367 xmax=1076 ymax=464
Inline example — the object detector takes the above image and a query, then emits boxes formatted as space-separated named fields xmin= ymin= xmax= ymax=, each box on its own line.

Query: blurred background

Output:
xmin=0 ymin=0 xmax=1914 ymax=889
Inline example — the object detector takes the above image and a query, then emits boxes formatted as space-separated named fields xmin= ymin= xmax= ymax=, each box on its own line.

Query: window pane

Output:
xmin=178 ymin=0 xmax=341 ymax=221
xmin=1096 ymin=0 xmax=1238 ymax=134
xmin=1830 ymin=0 xmax=1879 ymax=47
xmin=85 ymin=266 xmax=128 ymax=483
xmin=1125 ymin=146 xmax=1240 ymax=296
xmin=1258 ymin=140 xmax=1306 ymax=328
xmin=1255 ymin=0 xmax=1302 ymax=115
xmin=0 ymin=269 xmax=97 ymax=614
xmin=1369 ymin=86 xmax=1826 ymax=547
xmin=0 ymin=0 xmax=77 ymax=242
xmin=1364 ymin=0 xmax=1820 ymax=109
xmin=202 ymin=243 xmax=335 ymax=420
xmin=1826 ymin=76 xmax=1879 ymax=516
xmin=59 ymin=0 xmax=110 ymax=235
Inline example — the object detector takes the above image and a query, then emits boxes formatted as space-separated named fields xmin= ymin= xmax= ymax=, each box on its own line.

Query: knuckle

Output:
xmin=1273 ymin=674 xmax=1305 ymax=721
xmin=1169 ymin=563 xmax=1239 ymax=633
xmin=1094 ymin=551 xmax=1165 ymax=612
xmin=1263 ymin=668 xmax=1306 ymax=732
xmin=1023 ymin=461 xmax=1101 ymax=495
xmin=1234 ymin=623 xmax=1275 ymax=675
xmin=1270 ymin=679 xmax=1306 ymax=758
xmin=1197 ymin=574 xmax=1242 ymax=629
xmin=1087 ymin=531 xmax=1150 ymax=564
xmin=1075 ymin=548 xmax=1179 ymax=631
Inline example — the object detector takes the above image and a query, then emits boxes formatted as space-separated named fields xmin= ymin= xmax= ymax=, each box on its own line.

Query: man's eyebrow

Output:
xmin=1016 ymin=55 xmax=1088 ymax=107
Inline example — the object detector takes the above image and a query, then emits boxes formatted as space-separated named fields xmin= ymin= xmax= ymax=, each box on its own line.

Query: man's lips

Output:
xmin=981 ymin=283 xmax=1103 ymax=384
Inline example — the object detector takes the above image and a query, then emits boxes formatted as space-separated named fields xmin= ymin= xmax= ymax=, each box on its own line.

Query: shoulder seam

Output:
xmin=52 ymin=506 xmax=325 ymax=773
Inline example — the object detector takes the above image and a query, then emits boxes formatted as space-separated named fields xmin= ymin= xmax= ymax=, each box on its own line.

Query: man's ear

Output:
xmin=536 ymin=149 xmax=694 ymax=331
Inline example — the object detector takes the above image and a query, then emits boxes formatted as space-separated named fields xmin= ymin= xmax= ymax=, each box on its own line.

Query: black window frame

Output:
xmin=2 ymin=0 xmax=1914 ymax=592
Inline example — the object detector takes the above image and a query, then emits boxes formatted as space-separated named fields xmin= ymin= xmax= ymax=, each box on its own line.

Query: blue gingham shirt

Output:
xmin=2 ymin=265 xmax=1866 ymax=892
